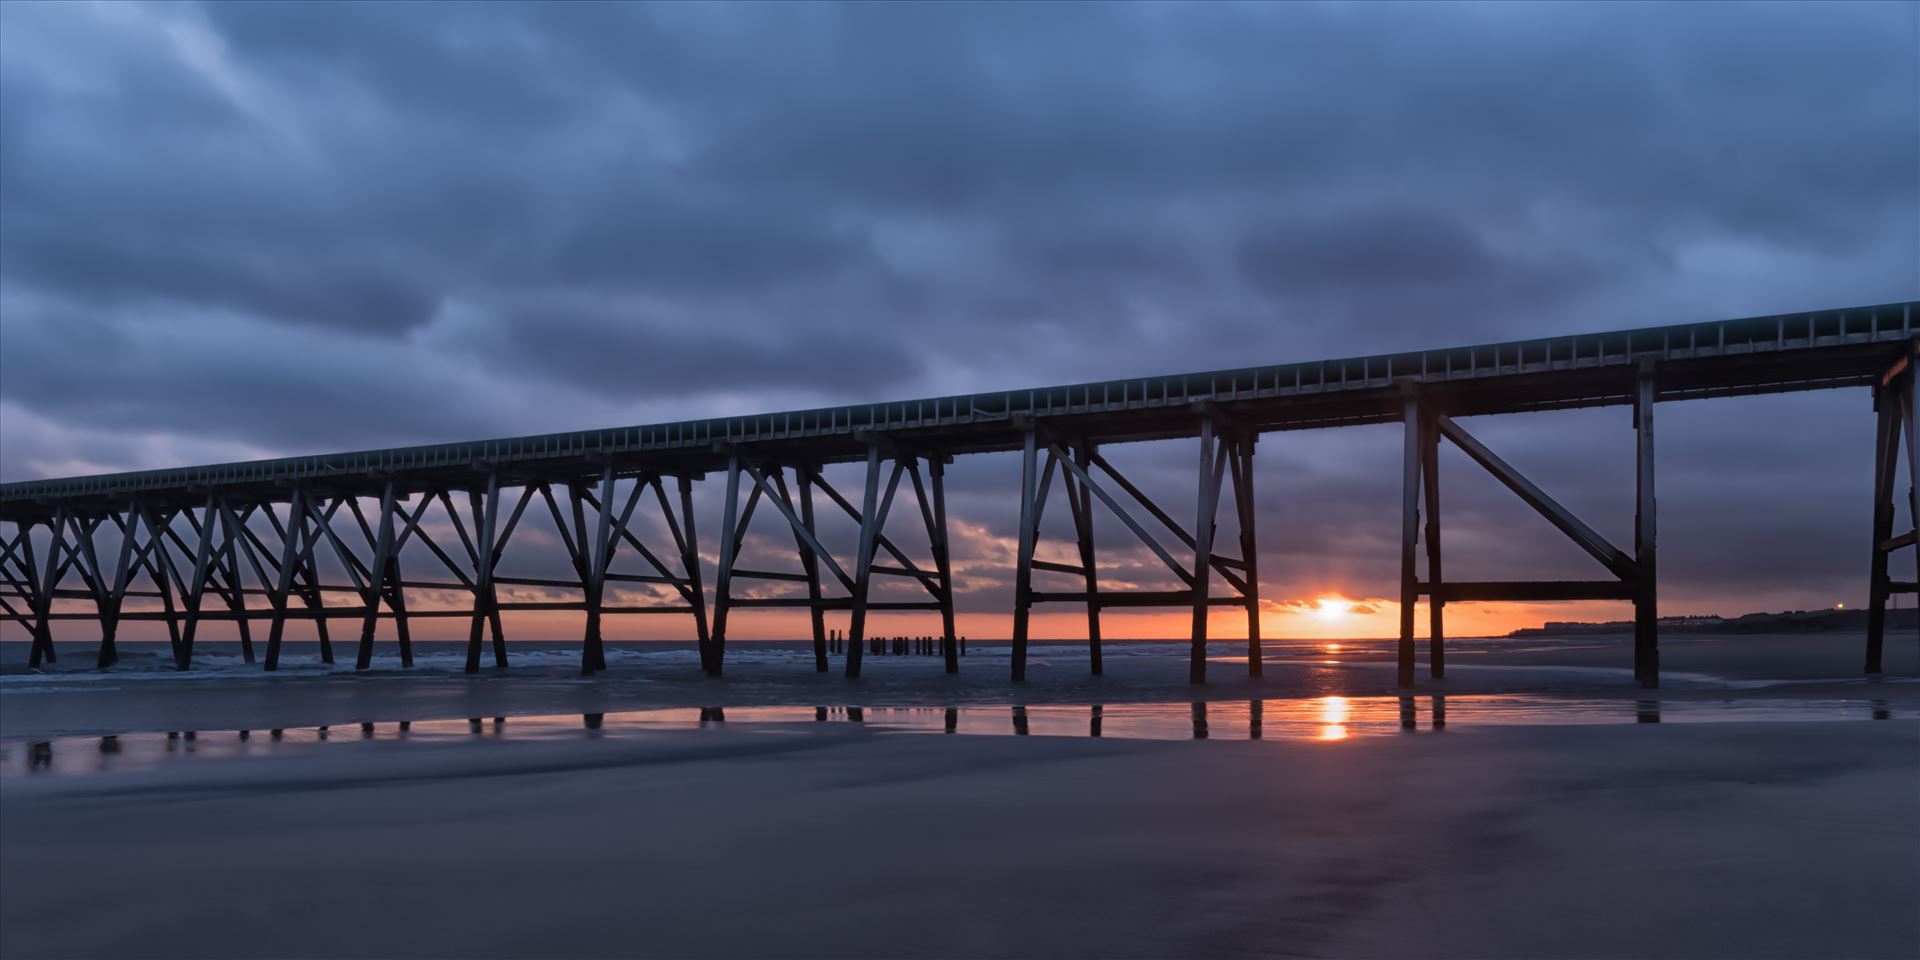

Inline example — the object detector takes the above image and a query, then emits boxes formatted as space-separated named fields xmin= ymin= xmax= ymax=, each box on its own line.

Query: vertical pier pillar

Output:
xmin=1421 ymin=413 xmax=1444 ymax=679
xmin=929 ymin=460 xmax=960 ymax=674
xmin=267 ymin=490 xmax=304 ymax=671
xmin=1072 ymin=443 xmax=1104 ymax=676
xmin=796 ymin=468 xmax=829 ymax=672
xmin=1398 ymin=391 xmax=1420 ymax=688
xmin=676 ymin=475 xmax=711 ymax=671
xmin=218 ymin=503 xmax=255 ymax=664
xmin=1189 ymin=416 xmax=1218 ymax=685
xmin=710 ymin=454 xmax=741 ymax=677
xmin=101 ymin=503 xmax=137 ymax=669
xmin=582 ymin=462 xmax=614 ymax=675
xmin=1633 ymin=367 xmax=1659 ymax=689
xmin=1235 ymin=430 xmax=1262 ymax=678
xmin=845 ymin=445 xmax=885 ymax=679
xmin=1011 ymin=427 xmax=1039 ymax=682
xmin=179 ymin=493 xmax=218 ymax=670
xmin=1865 ymin=359 xmax=1915 ymax=676
xmin=29 ymin=510 xmax=66 ymax=668
xmin=466 ymin=473 xmax=500 ymax=673
xmin=356 ymin=481 xmax=397 ymax=670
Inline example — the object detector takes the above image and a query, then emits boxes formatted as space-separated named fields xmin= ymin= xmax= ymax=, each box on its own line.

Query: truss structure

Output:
xmin=4 ymin=301 xmax=1915 ymax=687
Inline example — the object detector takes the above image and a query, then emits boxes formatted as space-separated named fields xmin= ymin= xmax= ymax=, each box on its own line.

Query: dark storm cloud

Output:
xmin=0 ymin=0 xmax=1915 ymax=620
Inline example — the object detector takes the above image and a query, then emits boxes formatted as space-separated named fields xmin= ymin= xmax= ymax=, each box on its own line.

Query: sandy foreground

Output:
xmin=1 ymin=719 xmax=1916 ymax=960
xmin=3 ymin=633 xmax=1918 ymax=959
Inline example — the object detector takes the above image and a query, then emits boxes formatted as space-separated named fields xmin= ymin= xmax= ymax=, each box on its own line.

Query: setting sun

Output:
xmin=1313 ymin=596 xmax=1354 ymax=620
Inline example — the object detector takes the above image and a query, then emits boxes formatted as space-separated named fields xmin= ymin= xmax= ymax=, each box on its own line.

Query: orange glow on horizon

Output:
xmin=28 ymin=595 xmax=1654 ymax=646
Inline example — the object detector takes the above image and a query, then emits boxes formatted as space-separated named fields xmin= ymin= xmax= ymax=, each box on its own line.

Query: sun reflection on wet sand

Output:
xmin=1318 ymin=695 xmax=1350 ymax=740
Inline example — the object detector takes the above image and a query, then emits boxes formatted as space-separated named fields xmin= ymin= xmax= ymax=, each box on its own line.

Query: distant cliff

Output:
xmin=1507 ymin=607 xmax=1920 ymax=637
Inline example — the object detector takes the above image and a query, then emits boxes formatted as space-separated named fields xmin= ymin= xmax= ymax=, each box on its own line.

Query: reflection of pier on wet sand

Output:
xmin=3 ymin=710 xmax=1914 ymax=959
xmin=6 ymin=694 xmax=1910 ymax=778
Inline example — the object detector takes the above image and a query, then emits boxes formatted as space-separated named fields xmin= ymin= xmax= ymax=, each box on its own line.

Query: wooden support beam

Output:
xmin=1433 ymin=414 xmax=1639 ymax=582
xmin=925 ymin=459 xmax=959 ymax=674
xmin=66 ymin=513 xmax=119 ymax=669
xmin=730 ymin=568 xmax=813 ymax=583
xmin=178 ymin=495 xmax=219 ymax=670
xmin=386 ymin=551 xmax=412 ymax=667
xmin=710 ymin=453 xmax=742 ymax=676
xmin=764 ymin=468 xmax=828 ymax=673
xmin=673 ymin=475 xmax=713 ymax=666
xmin=1429 ymin=580 xmax=1636 ymax=602
xmin=1421 ymin=413 xmax=1444 ymax=679
xmin=1088 ymin=449 xmax=1197 ymax=552
xmin=743 ymin=465 xmax=855 ymax=591
xmin=1633 ymin=367 xmax=1659 ymax=689
xmin=1011 ymin=429 xmax=1039 ymax=682
xmin=846 ymin=450 xmax=904 ymax=679
xmin=1399 ymin=394 xmax=1420 ymax=688
xmin=581 ymin=462 xmax=615 ymax=674
xmin=466 ymin=472 xmax=503 ymax=672
xmin=266 ymin=492 xmax=303 ymax=670
xmin=1049 ymin=443 xmax=1192 ymax=586
xmin=807 ymin=469 xmax=942 ymax=594
xmin=1904 ymin=369 xmax=1920 ymax=671
xmin=215 ymin=501 xmax=261 ymax=664
xmin=1231 ymin=429 xmax=1262 ymax=679
xmin=139 ymin=505 xmax=185 ymax=661
xmin=100 ymin=508 xmax=138 ymax=668
xmin=1065 ymin=442 xmax=1103 ymax=675
xmin=1867 ymin=372 xmax=1902 ymax=674
xmin=297 ymin=499 xmax=335 ymax=663
xmin=355 ymin=482 xmax=398 ymax=670
xmin=29 ymin=509 xmax=67 ymax=667
xmin=1028 ymin=590 xmax=1243 ymax=607
xmin=1190 ymin=415 xmax=1221 ymax=685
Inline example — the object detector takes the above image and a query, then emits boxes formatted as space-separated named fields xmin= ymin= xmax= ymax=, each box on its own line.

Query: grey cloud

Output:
xmin=0 ymin=0 xmax=1915 ymax=621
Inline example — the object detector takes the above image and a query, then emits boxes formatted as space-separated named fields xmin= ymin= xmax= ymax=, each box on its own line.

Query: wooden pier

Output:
xmin=3 ymin=301 xmax=1916 ymax=688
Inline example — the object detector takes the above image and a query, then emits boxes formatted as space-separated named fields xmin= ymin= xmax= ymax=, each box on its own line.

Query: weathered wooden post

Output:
xmin=355 ymin=481 xmax=398 ymax=670
xmin=179 ymin=493 xmax=219 ymax=670
xmin=1190 ymin=416 xmax=1218 ymax=685
xmin=1421 ymin=412 xmax=1444 ymax=679
xmin=1011 ymin=427 xmax=1039 ymax=681
xmin=1070 ymin=442 xmax=1104 ymax=675
xmin=266 ymin=490 xmax=305 ymax=670
xmin=710 ymin=453 xmax=742 ymax=677
xmin=1398 ymin=389 xmax=1420 ymax=688
xmin=795 ymin=467 xmax=829 ymax=672
xmin=1633 ymin=366 xmax=1658 ymax=689
xmin=28 ymin=510 xmax=66 ymax=668
xmin=1233 ymin=429 xmax=1262 ymax=678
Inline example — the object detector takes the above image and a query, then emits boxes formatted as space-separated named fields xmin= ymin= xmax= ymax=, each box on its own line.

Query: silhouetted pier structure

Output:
xmin=3 ymin=301 xmax=1916 ymax=688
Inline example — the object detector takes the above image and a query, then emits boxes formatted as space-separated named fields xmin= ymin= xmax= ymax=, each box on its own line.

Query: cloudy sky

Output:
xmin=1 ymin=1 xmax=1916 ymax=641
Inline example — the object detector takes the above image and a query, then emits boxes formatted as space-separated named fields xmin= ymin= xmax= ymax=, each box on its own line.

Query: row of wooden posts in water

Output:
xmin=822 ymin=629 xmax=969 ymax=657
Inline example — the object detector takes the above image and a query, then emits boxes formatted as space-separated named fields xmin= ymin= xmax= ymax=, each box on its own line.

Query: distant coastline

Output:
xmin=1508 ymin=607 xmax=1920 ymax=638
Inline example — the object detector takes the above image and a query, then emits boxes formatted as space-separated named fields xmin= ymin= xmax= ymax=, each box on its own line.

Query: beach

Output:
xmin=2 ymin=633 xmax=1917 ymax=959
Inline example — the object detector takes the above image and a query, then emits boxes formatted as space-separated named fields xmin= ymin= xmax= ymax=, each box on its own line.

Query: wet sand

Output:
xmin=5 ymin=631 xmax=1918 ymax=739
xmin=2 ymin=633 xmax=1917 ymax=959
xmin=2 ymin=721 xmax=1915 ymax=959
